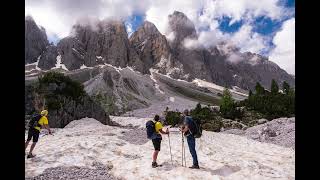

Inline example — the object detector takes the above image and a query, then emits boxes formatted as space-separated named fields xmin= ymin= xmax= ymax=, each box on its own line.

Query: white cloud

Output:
xmin=26 ymin=0 xmax=287 ymax=40
xmin=208 ymin=0 xmax=283 ymax=23
xmin=125 ymin=22 xmax=133 ymax=37
xmin=145 ymin=0 xmax=201 ymax=35
xmin=25 ymin=0 xmax=151 ymax=38
xmin=145 ymin=0 xmax=286 ymax=55
xmin=166 ymin=31 xmax=176 ymax=42
xmin=183 ymin=30 xmax=226 ymax=49
xmin=227 ymin=53 xmax=244 ymax=64
xmin=269 ymin=18 xmax=295 ymax=75
xmin=230 ymin=24 xmax=268 ymax=54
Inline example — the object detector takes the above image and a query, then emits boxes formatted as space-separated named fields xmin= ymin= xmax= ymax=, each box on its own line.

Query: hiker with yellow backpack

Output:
xmin=25 ymin=110 xmax=52 ymax=159
xmin=146 ymin=115 xmax=169 ymax=168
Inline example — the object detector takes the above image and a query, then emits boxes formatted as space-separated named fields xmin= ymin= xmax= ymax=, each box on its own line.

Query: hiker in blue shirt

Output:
xmin=180 ymin=109 xmax=200 ymax=169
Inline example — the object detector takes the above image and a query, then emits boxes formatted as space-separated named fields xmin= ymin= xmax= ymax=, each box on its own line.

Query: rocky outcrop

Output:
xmin=130 ymin=21 xmax=172 ymax=73
xmin=82 ymin=65 xmax=163 ymax=115
xmin=167 ymin=11 xmax=212 ymax=81
xmin=167 ymin=11 xmax=197 ymax=49
xmin=223 ymin=117 xmax=295 ymax=148
xmin=25 ymin=16 xmax=49 ymax=64
xmin=38 ymin=45 xmax=59 ymax=70
xmin=25 ymin=72 xmax=110 ymax=128
xmin=57 ymin=37 xmax=86 ymax=70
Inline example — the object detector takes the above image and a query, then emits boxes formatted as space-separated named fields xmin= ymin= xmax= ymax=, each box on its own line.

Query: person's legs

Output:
xmin=25 ymin=141 xmax=30 ymax=151
xmin=25 ymin=129 xmax=33 ymax=151
xmin=28 ymin=129 xmax=39 ymax=157
xmin=28 ymin=142 xmax=37 ymax=155
xmin=187 ymin=136 xmax=198 ymax=166
xmin=152 ymin=150 xmax=159 ymax=162
xmin=152 ymin=138 xmax=161 ymax=167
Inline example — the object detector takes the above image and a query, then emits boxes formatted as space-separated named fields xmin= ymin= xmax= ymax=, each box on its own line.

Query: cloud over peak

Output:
xmin=26 ymin=0 xmax=295 ymax=74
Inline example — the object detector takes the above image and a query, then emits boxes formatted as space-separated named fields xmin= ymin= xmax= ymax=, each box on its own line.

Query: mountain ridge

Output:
xmin=25 ymin=11 xmax=294 ymax=91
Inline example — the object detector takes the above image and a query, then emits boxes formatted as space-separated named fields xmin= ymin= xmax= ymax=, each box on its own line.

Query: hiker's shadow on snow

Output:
xmin=201 ymin=165 xmax=241 ymax=177
xmin=158 ymin=162 xmax=179 ymax=171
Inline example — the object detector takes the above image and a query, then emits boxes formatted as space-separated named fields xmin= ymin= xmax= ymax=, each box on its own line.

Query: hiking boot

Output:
xmin=27 ymin=154 xmax=36 ymax=159
xmin=189 ymin=165 xmax=200 ymax=169
xmin=152 ymin=162 xmax=158 ymax=168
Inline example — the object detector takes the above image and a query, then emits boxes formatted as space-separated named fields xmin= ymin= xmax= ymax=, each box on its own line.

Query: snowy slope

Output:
xmin=25 ymin=117 xmax=294 ymax=180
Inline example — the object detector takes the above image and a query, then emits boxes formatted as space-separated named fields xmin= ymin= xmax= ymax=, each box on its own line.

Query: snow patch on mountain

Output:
xmin=150 ymin=69 xmax=165 ymax=94
xmin=51 ymin=55 xmax=69 ymax=71
xmin=193 ymin=79 xmax=248 ymax=97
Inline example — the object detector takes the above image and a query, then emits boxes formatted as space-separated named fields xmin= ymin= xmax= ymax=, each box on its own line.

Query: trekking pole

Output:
xmin=168 ymin=132 xmax=173 ymax=166
xmin=183 ymin=134 xmax=186 ymax=167
xmin=181 ymin=130 xmax=184 ymax=166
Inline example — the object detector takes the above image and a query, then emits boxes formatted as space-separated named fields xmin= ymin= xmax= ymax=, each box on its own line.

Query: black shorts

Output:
xmin=152 ymin=138 xmax=161 ymax=151
xmin=27 ymin=128 xmax=40 ymax=143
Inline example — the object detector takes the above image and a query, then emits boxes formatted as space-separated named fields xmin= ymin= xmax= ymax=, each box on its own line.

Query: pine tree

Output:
xmin=271 ymin=79 xmax=279 ymax=94
xmin=255 ymin=82 xmax=264 ymax=95
xmin=282 ymin=81 xmax=290 ymax=95
xmin=220 ymin=89 xmax=236 ymax=119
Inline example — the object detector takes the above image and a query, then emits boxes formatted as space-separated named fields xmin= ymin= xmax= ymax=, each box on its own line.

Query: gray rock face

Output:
xmin=165 ymin=11 xmax=294 ymax=90
xmin=25 ymin=12 xmax=294 ymax=91
xmin=54 ymin=19 xmax=146 ymax=73
xmin=167 ymin=11 xmax=197 ymax=49
xmin=130 ymin=21 xmax=171 ymax=73
xmin=38 ymin=45 xmax=58 ymax=70
xmin=167 ymin=11 xmax=212 ymax=81
xmin=82 ymin=66 xmax=162 ymax=115
xmin=57 ymin=37 xmax=86 ymax=70
xmin=25 ymin=16 xmax=49 ymax=64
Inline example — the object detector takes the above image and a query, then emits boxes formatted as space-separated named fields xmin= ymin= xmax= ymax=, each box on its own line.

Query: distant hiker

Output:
xmin=25 ymin=110 xmax=52 ymax=158
xmin=180 ymin=109 xmax=200 ymax=169
xmin=146 ymin=114 xmax=169 ymax=168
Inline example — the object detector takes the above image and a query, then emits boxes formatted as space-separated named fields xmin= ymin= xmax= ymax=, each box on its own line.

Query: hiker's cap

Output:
xmin=41 ymin=110 xmax=48 ymax=116
xmin=154 ymin=114 xmax=160 ymax=121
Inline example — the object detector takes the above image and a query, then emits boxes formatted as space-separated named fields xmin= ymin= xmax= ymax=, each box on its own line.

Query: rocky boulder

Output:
xmin=221 ymin=119 xmax=248 ymax=130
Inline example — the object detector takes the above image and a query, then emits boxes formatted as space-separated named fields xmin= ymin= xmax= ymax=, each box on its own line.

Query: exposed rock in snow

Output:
xmin=150 ymin=70 xmax=165 ymax=94
xmin=51 ymin=55 xmax=69 ymax=71
xmin=26 ymin=117 xmax=294 ymax=179
xmin=223 ymin=117 xmax=295 ymax=149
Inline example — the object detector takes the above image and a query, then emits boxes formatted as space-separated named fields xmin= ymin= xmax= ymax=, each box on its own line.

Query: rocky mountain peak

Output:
xmin=130 ymin=21 xmax=163 ymax=42
xmin=60 ymin=19 xmax=135 ymax=69
xmin=25 ymin=12 xmax=295 ymax=91
xmin=25 ymin=16 xmax=49 ymax=64
xmin=167 ymin=11 xmax=197 ymax=45
xmin=130 ymin=21 xmax=172 ymax=74
xmin=141 ymin=21 xmax=161 ymax=35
